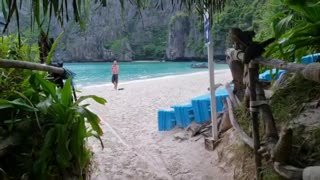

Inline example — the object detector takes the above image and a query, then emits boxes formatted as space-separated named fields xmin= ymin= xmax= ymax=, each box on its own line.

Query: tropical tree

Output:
xmin=264 ymin=0 xmax=320 ymax=61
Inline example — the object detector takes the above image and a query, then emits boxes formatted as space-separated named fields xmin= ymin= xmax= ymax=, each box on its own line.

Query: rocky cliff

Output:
xmin=166 ymin=12 xmax=208 ymax=61
xmin=0 ymin=1 xmax=224 ymax=62
xmin=53 ymin=1 xmax=207 ymax=62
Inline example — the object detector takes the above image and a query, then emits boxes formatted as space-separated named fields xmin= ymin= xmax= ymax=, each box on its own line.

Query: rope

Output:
xmin=302 ymin=63 xmax=320 ymax=83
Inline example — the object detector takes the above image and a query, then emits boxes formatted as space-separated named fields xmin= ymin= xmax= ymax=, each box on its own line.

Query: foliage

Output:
xmin=0 ymin=35 xmax=39 ymax=61
xmin=0 ymin=36 xmax=106 ymax=179
xmin=1 ymin=0 xmax=108 ymax=34
xmin=138 ymin=27 xmax=167 ymax=59
xmin=169 ymin=11 xmax=188 ymax=27
xmin=209 ymin=0 xmax=266 ymax=57
xmin=107 ymin=37 xmax=129 ymax=55
xmin=263 ymin=0 xmax=320 ymax=62
xmin=46 ymin=31 xmax=65 ymax=65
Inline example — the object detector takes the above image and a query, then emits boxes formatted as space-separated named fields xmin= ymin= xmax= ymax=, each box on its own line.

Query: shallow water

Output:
xmin=64 ymin=61 xmax=229 ymax=87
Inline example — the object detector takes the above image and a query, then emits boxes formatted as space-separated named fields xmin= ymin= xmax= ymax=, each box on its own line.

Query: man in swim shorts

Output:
xmin=111 ymin=59 xmax=119 ymax=90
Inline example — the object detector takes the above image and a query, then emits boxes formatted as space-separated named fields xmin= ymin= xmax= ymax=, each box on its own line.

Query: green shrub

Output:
xmin=0 ymin=35 xmax=105 ymax=179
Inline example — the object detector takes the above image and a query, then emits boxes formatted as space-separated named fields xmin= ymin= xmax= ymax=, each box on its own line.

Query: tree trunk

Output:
xmin=226 ymin=49 xmax=246 ymax=101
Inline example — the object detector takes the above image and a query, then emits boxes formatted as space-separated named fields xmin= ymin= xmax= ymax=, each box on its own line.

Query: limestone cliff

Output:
xmin=54 ymin=1 xmax=206 ymax=62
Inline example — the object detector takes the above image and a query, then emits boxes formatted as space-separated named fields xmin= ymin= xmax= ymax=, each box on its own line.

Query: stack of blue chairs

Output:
xmin=191 ymin=88 xmax=229 ymax=124
xmin=191 ymin=94 xmax=210 ymax=124
xmin=259 ymin=69 xmax=286 ymax=81
xmin=158 ymin=109 xmax=176 ymax=131
xmin=301 ymin=53 xmax=320 ymax=64
xmin=171 ymin=104 xmax=194 ymax=128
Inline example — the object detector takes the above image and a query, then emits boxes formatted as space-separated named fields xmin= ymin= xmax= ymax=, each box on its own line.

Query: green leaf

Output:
xmin=11 ymin=98 xmax=38 ymax=111
xmin=61 ymin=78 xmax=72 ymax=107
xmin=56 ymin=124 xmax=72 ymax=169
xmin=52 ymin=0 xmax=59 ymax=16
xmin=43 ymin=0 xmax=49 ymax=15
xmin=47 ymin=103 xmax=67 ymax=123
xmin=46 ymin=30 xmax=64 ymax=65
xmin=0 ymin=99 xmax=14 ymax=109
xmin=101 ymin=0 xmax=106 ymax=6
xmin=75 ymin=106 xmax=103 ymax=136
xmin=34 ymin=127 xmax=57 ymax=177
xmin=2 ymin=0 xmax=8 ymax=21
xmin=70 ymin=116 xmax=87 ymax=171
xmin=2 ymin=0 xmax=17 ymax=33
xmin=34 ymin=74 xmax=58 ymax=102
xmin=36 ymin=97 xmax=52 ymax=112
xmin=32 ymin=0 xmax=41 ymax=27
xmin=0 ymin=98 xmax=38 ymax=111
xmin=75 ymin=95 xmax=107 ymax=106
xmin=275 ymin=14 xmax=294 ymax=38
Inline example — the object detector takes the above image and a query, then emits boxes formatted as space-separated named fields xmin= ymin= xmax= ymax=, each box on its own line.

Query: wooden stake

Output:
xmin=248 ymin=62 xmax=262 ymax=180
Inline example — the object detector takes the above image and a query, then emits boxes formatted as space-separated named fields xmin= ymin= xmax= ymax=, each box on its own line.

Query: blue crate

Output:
xmin=191 ymin=88 xmax=229 ymax=124
xmin=259 ymin=69 xmax=286 ymax=81
xmin=301 ymin=53 xmax=320 ymax=64
xmin=158 ymin=109 xmax=176 ymax=131
xmin=171 ymin=104 xmax=194 ymax=128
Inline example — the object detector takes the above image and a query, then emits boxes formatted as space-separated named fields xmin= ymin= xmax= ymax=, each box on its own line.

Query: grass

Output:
xmin=270 ymin=74 xmax=320 ymax=124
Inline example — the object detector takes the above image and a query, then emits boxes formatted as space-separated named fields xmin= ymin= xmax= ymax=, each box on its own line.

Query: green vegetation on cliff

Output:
xmin=130 ymin=27 xmax=168 ymax=60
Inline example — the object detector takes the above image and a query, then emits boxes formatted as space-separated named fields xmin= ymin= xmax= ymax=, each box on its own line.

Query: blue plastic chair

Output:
xmin=158 ymin=109 xmax=176 ymax=131
xmin=259 ymin=69 xmax=286 ymax=81
xmin=301 ymin=53 xmax=320 ymax=64
xmin=171 ymin=104 xmax=194 ymax=128
xmin=191 ymin=88 xmax=229 ymax=124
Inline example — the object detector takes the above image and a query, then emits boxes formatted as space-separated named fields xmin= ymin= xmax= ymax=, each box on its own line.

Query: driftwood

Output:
xmin=225 ymin=83 xmax=241 ymax=107
xmin=218 ymin=98 xmax=232 ymax=135
xmin=188 ymin=113 xmax=227 ymax=138
xmin=226 ymin=97 xmax=254 ymax=149
xmin=188 ymin=120 xmax=212 ymax=137
xmin=0 ymin=59 xmax=65 ymax=75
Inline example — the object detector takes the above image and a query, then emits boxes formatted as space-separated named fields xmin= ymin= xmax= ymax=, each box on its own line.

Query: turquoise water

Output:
xmin=64 ymin=62 xmax=229 ymax=87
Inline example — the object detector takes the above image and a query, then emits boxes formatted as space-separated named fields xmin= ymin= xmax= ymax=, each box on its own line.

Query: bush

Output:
xmin=0 ymin=35 xmax=105 ymax=179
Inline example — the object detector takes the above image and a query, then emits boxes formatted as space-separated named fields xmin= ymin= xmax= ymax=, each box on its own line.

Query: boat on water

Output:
xmin=190 ymin=63 xmax=208 ymax=68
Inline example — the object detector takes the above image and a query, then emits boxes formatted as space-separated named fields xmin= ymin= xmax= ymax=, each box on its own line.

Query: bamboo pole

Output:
xmin=0 ymin=59 xmax=65 ymax=75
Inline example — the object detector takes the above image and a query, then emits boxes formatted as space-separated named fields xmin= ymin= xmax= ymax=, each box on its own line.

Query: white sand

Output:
xmin=81 ymin=70 xmax=234 ymax=180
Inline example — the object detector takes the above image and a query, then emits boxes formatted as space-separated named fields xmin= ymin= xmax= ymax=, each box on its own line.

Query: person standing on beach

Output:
xmin=111 ymin=60 xmax=119 ymax=90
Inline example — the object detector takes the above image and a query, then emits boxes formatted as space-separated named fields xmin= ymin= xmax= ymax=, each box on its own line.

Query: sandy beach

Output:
xmin=81 ymin=69 xmax=234 ymax=180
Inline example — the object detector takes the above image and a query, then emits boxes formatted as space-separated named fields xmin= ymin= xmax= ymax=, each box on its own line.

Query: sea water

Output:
xmin=64 ymin=61 xmax=229 ymax=87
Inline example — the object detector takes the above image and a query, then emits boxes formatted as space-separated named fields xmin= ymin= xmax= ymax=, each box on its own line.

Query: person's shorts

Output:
xmin=112 ymin=74 xmax=118 ymax=83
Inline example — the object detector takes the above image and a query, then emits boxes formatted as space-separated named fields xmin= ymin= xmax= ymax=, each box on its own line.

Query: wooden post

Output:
xmin=208 ymin=43 xmax=218 ymax=141
xmin=248 ymin=62 xmax=262 ymax=180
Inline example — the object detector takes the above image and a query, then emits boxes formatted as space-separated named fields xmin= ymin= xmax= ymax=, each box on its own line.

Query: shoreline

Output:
xmin=82 ymin=69 xmax=234 ymax=179
xmin=80 ymin=69 xmax=230 ymax=90
xmin=63 ymin=60 xmax=227 ymax=63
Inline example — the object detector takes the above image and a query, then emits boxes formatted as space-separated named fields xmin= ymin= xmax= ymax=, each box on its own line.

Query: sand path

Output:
xmin=82 ymin=70 xmax=234 ymax=180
